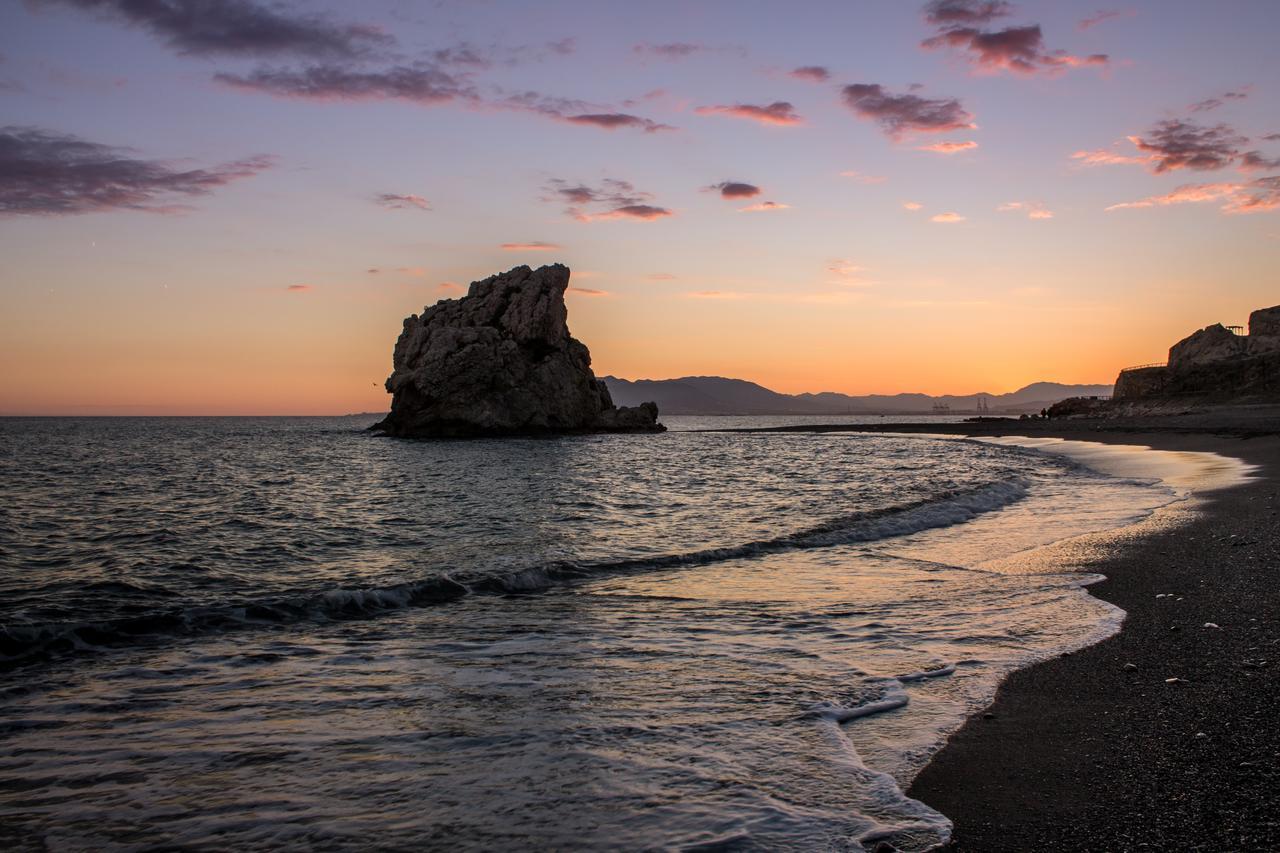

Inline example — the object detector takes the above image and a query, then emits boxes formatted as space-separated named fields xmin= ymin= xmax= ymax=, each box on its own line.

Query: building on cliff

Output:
xmin=1113 ymin=305 xmax=1280 ymax=401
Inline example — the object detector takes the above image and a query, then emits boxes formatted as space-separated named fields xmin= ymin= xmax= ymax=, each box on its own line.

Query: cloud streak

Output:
xmin=922 ymin=24 xmax=1107 ymax=75
xmin=917 ymin=140 xmax=978 ymax=153
xmin=1106 ymin=177 xmax=1280 ymax=214
xmin=37 ymin=0 xmax=392 ymax=59
xmin=0 ymin=125 xmax=269 ymax=217
xmin=1189 ymin=90 xmax=1248 ymax=113
xmin=215 ymin=63 xmax=472 ymax=105
xmin=841 ymin=84 xmax=973 ymax=137
xmin=695 ymin=102 xmax=802 ymax=126
xmin=931 ymin=212 xmax=966 ymax=223
xmin=375 ymin=193 xmax=430 ymax=211
xmin=998 ymin=201 xmax=1053 ymax=219
xmin=923 ymin=1 xmax=1013 ymax=26
xmin=739 ymin=201 xmax=790 ymax=212
xmin=500 ymin=241 xmax=562 ymax=251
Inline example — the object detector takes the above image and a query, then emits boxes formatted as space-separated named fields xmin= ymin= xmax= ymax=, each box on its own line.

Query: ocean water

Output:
xmin=0 ymin=416 xmax=1234 ymax=850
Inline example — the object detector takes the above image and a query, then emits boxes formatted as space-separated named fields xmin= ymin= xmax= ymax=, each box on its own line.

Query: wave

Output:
xmin=0 ymin=479 xmax=1028 ymax=670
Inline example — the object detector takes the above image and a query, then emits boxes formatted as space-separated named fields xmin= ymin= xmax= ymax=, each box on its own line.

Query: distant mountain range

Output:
xmin=601 ymin=376 xmax=1113 ymax=416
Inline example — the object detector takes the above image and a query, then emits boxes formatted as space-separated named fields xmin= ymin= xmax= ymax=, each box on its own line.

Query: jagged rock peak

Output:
xmin=371 ymin=264 xmax=664 ymax=437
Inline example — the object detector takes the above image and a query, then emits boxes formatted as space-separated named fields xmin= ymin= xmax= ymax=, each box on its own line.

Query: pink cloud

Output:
xmin=563 ymin=113 xmax=674 ymax=132
xmin=397 ymin=266 xmax=427 ymax=277
xmin=695 ymin=102 xmax=802 ymax=126
xmin=917 ymin=140 xmax=979 ymax=153
xmin=1106 ymin=177 xmax=1280 ymax=214
xmin=931 ymin=212 xmax=966 ymax=223
xmin=1127 ymin=120 xmax=1246 ymax=172
xmin=500 ymin=241 xmax=562 ymax=251
xmin=287 ymin=284 xmax=312 ymax=292
xmin=1070 ymin=148 xmax=1153 ymax=166
xmin=903 ymin=201 xmax=924 ymax=211
xmin=739 ymin=201 xmax=790 ymax=212
xmin=567 ymin=287 xmax=609 ymax=296
xmin=436 ymin=281 xmax=463 ymax=293
xmin=839 ymin=170 xmax=888 ymax=184
xmin=998 ymin=201 xmax=1054 ymax=219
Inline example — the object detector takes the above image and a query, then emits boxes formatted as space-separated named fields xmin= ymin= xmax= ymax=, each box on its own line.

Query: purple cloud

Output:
xmin=1189 ymin=90 xmax=1249 ymax=113
xmin=922 ymin=24 xmax=1108 ymax=74
xmin=35 ymin=0 xmax=392 ymax=59
xmin=632 ymin=43 xmax=704 ymax=59
xmin=790 ymin=66 xmax=830 ymax=82
xmin=0 ymin=125 xmax=270 ymax=217
xmin=841 ymin=84 xmax=973 ymax=137
xmin=1128 ymin=120 xmax=1247 ymax=172
xmin=543 ymin=178 xmax=672 ymax=222
xmin=375 ymin=193 xmax=430 ymax=211
xmin=707 ymin=181 xmax=761 ymax=199
xmin=215 ymin=63 xmax=471 ymax=105
xmin=922 ymin=0 xmax=1013 ymax=26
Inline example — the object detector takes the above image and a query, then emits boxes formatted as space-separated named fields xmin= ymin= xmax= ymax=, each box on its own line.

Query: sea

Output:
xmin=0 ymin=415 xmax=1250 ymax=851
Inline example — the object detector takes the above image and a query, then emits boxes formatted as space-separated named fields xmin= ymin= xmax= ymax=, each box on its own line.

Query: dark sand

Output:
xmin=737 ymin=412 xmax=1280 ymax=851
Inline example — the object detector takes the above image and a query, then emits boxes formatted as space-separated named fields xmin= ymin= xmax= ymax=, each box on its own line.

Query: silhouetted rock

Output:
xmin=371 ymin=264 xmax=664 ymax=437
xmin=1168 ymin=323 xmax=1246 ymax=370
xmin=1248 ymin=305 xmax=1280 ymax=354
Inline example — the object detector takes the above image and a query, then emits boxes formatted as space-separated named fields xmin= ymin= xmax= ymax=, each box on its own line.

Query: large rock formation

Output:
xmin=1168 ymin=323 xmax=1246 ymax=370
xmin=1112 ymin=303 xmax=1280 ymax=404
xmin=371 ymin=264 xmax=664 ymax=437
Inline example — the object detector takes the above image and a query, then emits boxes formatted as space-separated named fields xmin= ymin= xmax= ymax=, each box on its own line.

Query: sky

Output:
xmin=2 ymin=0 xmax=1279 ymax=415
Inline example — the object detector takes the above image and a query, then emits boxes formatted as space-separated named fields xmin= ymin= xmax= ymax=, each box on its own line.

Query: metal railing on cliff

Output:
xmin=1118 ymin=362 xmax=1167 ymax=373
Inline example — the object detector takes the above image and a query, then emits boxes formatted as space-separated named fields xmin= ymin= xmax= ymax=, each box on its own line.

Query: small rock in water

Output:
xmin=1204 ymin=622 xmax=1221 ymax=629
xmin=1123 ymin=663 xmax=1138 ymax=672
xmin=1194 ymin=732 xmax=1208 ymax=739
xmin=1165 ymin=677 xmax=1188 ymax=684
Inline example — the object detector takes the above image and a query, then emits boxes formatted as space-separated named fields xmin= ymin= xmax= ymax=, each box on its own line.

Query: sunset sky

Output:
xmin=2 ymin=0 xmax=1279 ymax=415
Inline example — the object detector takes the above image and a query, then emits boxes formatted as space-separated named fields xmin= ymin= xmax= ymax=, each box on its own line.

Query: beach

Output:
xmin=747 ymin=415 xmax=1280 ymax=850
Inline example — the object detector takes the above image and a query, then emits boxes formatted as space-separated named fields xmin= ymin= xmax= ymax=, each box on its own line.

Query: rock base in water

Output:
xmin=370 ymin=264 xmax=664 ymax=438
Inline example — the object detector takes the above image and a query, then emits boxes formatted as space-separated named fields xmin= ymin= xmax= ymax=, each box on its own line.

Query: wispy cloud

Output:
xmin=903 ymin=201 xmax=924 ymax=211
xmin=739 ymin=201 xmax=790 ymax=212
xmin=841 ymin=84 xmax=973 ymax=137
xmin=1070 ymin=147 xmax=1153 ymax=166
xmin=562 ymin=113 xmax=673 ymax=132
xmin=1106 ymin=177 xmax=1280 ymax=214
xmin=998 ymin=201 xmax=1053 ymax=219
xmin=36 ymin=0 xmax=393 ymax=60
xmin=286 ymin=284 xmax=312 ymax=292
xmin=500 ymin=241 xmax=562 ymax=251
xmin=436 ymin=281 xmax=463 ymax=294
xmin=632 ymin=42 xmax=705 ymax=59
xmin=543 ymin=178 xmax=673 ymax=222
xmin=397 ymin=266 xmax=427 ymax=277
xmin=499 ymin=91 xmax=673 ymax=132
xmin=827 ymin=260 xmax=873 ymax=286
xmin=567 ymin=286 xmax=609 ymax=296
xmin=839 ymin=170 xmax=888 ymax=184
xmin=917 ymin=140 xmax=978 ymax=153
xmin=1241 ymin=151 xmax=1280 ymax=172
xmin=646 ymin=272 xmax=677 ymax=280
xmin=695 ymin=102 xmax=802 ymax=126
xmin=0 ymin=125 xmax=270 ymax=217
xmin=790 ymin=66 xmax=830 ymax=82
xmin=931 ymin=212 xmax=966 ymax=223
xmin=375 ymin=193 xmax=430 ymax=211
xmin=1077 ymin=9 xmax=1131 ymax=31
xmin=216 ymin=63 xmax=472 ymax=105
xmin=707 ymin=181 xmax=761 ymax=199
xmin=1189 ymin=89 xmax=1249 ymax=113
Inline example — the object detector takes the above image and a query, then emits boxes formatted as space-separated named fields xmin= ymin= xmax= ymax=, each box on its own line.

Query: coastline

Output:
xmin=733 ymin=416 xmax=1280 ymax=850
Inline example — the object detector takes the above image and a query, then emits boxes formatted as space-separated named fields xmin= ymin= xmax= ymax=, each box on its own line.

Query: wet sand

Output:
xmin=736 ymin=415 xmax=1280 ymax=851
